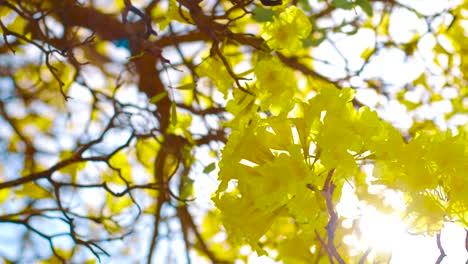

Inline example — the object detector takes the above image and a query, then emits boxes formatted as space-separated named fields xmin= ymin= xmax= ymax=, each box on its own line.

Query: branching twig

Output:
xmin=321 ymin=169 xmax=346 ymax=264
xmin=435 ymin=233 xmax=446 ymax=264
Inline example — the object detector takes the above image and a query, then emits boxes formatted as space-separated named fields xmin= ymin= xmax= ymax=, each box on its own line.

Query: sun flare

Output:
xmin=344 ymin=205 xmax=444 ymax=263
xmin=358 ymin=207 xmax=408 ymax=252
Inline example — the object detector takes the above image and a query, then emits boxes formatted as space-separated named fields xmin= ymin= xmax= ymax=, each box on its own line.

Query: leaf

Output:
xmin=103 ymin=219 xmax=121 ymax=233
xmin=15 ymin=182 xmax=53 ymax=199
xmin=0 ymin=6 xmax=11 ymax=17
xmin=157 ymin=0 xmax=194 ymax=30
xmin=277 ymin=233 xmax=315 ymax=263
xmin=238 ymin=68 xmax=255 ymax=77
xmin=149 ymin=91 xmax=168 ymax=103
xmin=179 ymin=177 xmax=194 ymax=201
xmin=109 ymin=151 xmax=132 ymax=182
xmin=309 ymin=35 xmax=326 ymax=47
xmin=0 ymin=189 xmax=10 ymax=204
xmin=298 ymin=0 xmax=313 ymax=13
xmin=331 ymin=0 xmax=354 ymax=10
xmin=135 ymin=138 xmax=160 ymax=171
xmin=8 ymin=15 xmax=27 ymax=34
xmin=173 ymin=83 xmax=196 ymax=90
xmin=38 ymin=248 xmax=72 ymax=264
xmin=127 ymin=51 xmax=145 ymax=60
xmin=302 ymin=37 xmax=314 ymax=48
xmin=107 ymin=194 xmax=133 ymax=214
xmin=171 ymin=101 xmax=178 ymax=126
xmin=203 ymin=162 xmax=216 ymax=174
xmin=196 ymin=57 xmax=234 ymax=97
xmin=252 ymin=6 xmax=276 ymax=22
xmin=356 ymin=0 xmax=373 ymax=16
xmin=58 ymin=150 xmax=85 ymax=183
xmin=31 ymin=115 xmax=52 ymax=130
xmin=360 ymin=46 xmax=375 ymax=60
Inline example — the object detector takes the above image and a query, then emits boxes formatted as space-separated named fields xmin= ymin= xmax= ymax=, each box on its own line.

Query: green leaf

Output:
xmin=331 ymin=0 xmax=353 ymax=10
xmin=252 ymin=6 xmax=276 ymax=22
xmin=302 ymin=37 xmax=314 ymax=48
xmin=298 ymin=0 xmax=313 ymax=13
xmin=173 ymin=83 xmax=197 ymax=90
xmin=171 ymin=101 xmax=178 ymax=126
xmin=356 ymin=0 xmax=373 ymax=16
xmin=309 ymin=36 xmax=326 ymax=47
xmin=238 ymin=68 xmax=255 ymax=77
xmin=149 ymin=91 xmax=168 ymax=103
xmin=179 ymin=177 xmax=194 ymax=201
xmin=203 ymin=162 xmax=216 ymax=174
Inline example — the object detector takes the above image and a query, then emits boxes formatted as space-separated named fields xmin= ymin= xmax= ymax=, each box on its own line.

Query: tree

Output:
xmin=0 ymin=0 xmax=467 ymax=263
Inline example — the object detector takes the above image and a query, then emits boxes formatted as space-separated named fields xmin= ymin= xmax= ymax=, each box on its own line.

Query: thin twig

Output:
xmin=321 ymin=169 xmax=346 ymax=264
xmin=435 ymin=233 xmax=446 ymax=264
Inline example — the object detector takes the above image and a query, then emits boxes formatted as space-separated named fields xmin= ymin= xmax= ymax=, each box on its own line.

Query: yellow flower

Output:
xmin=196 ymin=57 xmax=233 ymax=97
xmin=261 ymin=6 xmax=312 ymax=52
xmin=254 ymin=56 xmax=296 ymax=112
